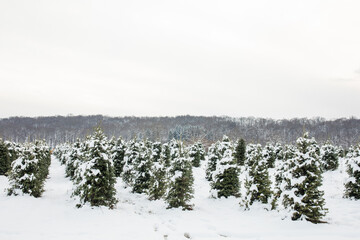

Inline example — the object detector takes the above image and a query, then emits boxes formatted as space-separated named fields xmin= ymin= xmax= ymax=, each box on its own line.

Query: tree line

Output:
xmin=0 ymin=115 xmax=359 ymax=148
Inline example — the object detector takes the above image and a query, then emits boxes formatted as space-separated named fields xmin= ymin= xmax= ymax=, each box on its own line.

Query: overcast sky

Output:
xmin=0 ymin=0 xmax=359 ymax=119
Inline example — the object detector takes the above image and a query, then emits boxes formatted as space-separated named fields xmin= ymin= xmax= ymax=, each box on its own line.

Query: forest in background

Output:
xmin=0 ymin=115 xmax=359 ymax=148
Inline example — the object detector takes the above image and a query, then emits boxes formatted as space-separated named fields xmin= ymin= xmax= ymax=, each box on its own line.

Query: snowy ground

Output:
xmin=1 ymin=156 xmax=360 ymax=240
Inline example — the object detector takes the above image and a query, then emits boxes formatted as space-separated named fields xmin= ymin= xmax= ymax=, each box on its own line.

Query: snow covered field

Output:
xmin=1 ymin=156 xmax=359 ymax=240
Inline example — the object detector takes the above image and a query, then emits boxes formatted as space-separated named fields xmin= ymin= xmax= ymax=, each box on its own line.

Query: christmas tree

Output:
xmin=122 ymin=138 xmax=140 ymax=187
xmin=244 ymin=152 xmax=272 ymax=208
xmin=111 ymin=137 xmax=126 ymax=177
xmin=188 ymin=142 xmax=205 ymax=167
xmin=344 ymin=145 xmax=360 ymax=199
xmin=0 ymin=138 xmax=11 ymax=175
xmin=132 ymin=140 xmax=153 ymax=194
xmin=211 ymin=148 xmax=240 ymax=198
xmin=72 ymin=128 xmax=117 ymax=208
xmin=234 ymin=138 xmax=246 ymax=166
xmin=281 ymin=133 xmax=327 ymax=223
xmin=7 ymin=141 xmax=51 ymax=198
xmin=206 ymin=141 xmax=221 ymax=181
xmin=149 ymin=142 xmax=168 ymax=200
xmin=320 ymin=142 xmax=340 ymax=171
xmin=166 ymin=140 xmax=194 ymax=210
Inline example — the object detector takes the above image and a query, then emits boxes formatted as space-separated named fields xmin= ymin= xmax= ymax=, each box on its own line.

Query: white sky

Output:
xmin=0 ymin=0 xmax=359 ymax=119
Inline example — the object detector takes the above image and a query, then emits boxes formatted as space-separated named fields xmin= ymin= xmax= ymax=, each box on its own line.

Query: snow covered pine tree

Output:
xmin=188 ymin=141 xmax=205 ymax=168
xmin=0 ymin=138 xmax=11 ymax=175
xmin=7 ymin=141 xmax=51 ymax=197
xmin=234 ymin=138 xmax=246 ymax=166
xmin=344 ymin=145 xmax=360 ymax=199
xmin=166 ymin=140 xmax=194 ymax=210
xmin=72 ymin=128 xmax=117 ymax=208
xmin=281 ymin=133 xmax=327 ymax=223
xmin=132 ymin=140 xmax=153 ymax=194
xmin=111 ymin=137 xmax=126 ymax=177
xmin=243 ymin=144 xmax=272 ymax=208
xmin=211 ymin=147 xmax=240 ymax=198
xmin=149 ymin=142 xmax=168 ymax=200
xmin=320 ymin=142 xmax=340 ymax=171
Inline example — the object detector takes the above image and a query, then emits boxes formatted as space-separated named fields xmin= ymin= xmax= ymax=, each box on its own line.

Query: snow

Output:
xmin=1 ymin=156 xmax=360 ymax=240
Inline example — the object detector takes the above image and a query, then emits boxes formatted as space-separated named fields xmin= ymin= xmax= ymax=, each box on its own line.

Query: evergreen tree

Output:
xmin=7 ymin=142 xmax=51 ymax=198
xmin=206 ymin=141 xmax=221 ymax=181
xmin=149 ymin=142 xmax=168 ymax=200
xmin=218 ymin=135 xmax=232 ymax=155
xmin=169 ymin=138 xmax=182 ymax=161
xmin=6 ymin=141 xmax=20 ymax=164
xmin=0 ymin=138 xmax=11 ymax=175
xmin=263 ymin=143 xmax=277 ymax=168
xmin=54 ymin=143 xmax=71 ymax=165
xmin=273 ymin=143 xmax=284 ymax=161
xmin=73 ymin=128 xmax=117 ymax=208
xmin=152 ymin=141 xmax=162 ymax=162
xmin=245 ymin=144 xmax=263 ymax=168
xmin=344 ymin=145 xmax=360 ymax=199
xmin=166 ymin=141 xmax=194 ymax=210
xmin=122 ymin=138 xmax=140 ymax=187
xmin=271 ymin=144 xmax=296 ymax=210
xmin=132 ymin=140 xmax=153 ymax=194
xmin=320 ymin=142 xmax=340 ymax=171
xmin=281 ymin=133 xmax=327 ymax=223
xmin=206 ymin=136 xmax=232 ymax=181
xmin=188 ymin=142 xmax=205 ymax=168
xmin=65 ymin=139 xmax=83 ymax=180
xmin=211 ymin=148 xmax=240 ymax=198
xmin=111 ymin=137 xmax=126 ymax=177
xmin=234 ymin=138 xmax=246 ymax=166
xmin=34 ymin=140 xmax=51 ymax=182
xmin=161 ymin=142 xmax=171 ymax=168
xmin=242 ymin=144 xmax=272 ymax=208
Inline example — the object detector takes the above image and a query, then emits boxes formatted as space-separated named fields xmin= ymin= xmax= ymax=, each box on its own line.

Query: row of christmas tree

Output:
xmin=1 ymin=129 xmax=360 ymax=223
xmin=54 ymin=128 xmax=198 ymax=210
xmin=0 ymin=139 xmax=51 ymax=197
xmin=52 ymin=128 xmax=360 ymax=223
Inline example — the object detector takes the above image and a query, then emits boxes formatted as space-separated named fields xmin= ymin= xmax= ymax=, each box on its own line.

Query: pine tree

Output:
xmin=111 ymin=137 xmax=126 ymax=177
xmin=169 ymin=139 xmax=182 ymax=161
xmin=206 ymin=136 xmax=232 ymax=181
xmin=188 ymin=142 xmax=205 ymax=168
xmin=281 ymin=133 xmax=327 ymax=223
xmin=66 ymin=139 xmax=83 ymax=180
xmin=73 ymin=128 xmax=117 ymax=208
xmin=0 ymin=138 xmax=11 ymax=175
xmin=211 ymin=148 xmax=240 ymax=198
xmin=6 ymin=141 xmax=20 ymax=164
xmin=166 ymin=141 xmax=194 ymax=210
xmin=161 ymin=142 xmax=171 ymax=168
xmin=122 ymin=138 xmax=140 ymax=187
xmin=206 ymin=141 xmax=221 ymax=181
xmin=242 ymin=144 xmax=272 ymax=208
xmin=245 ymin=144 xmax=262 ymax=168
xmin=132 ymin=140 xmax=153 ymax=194
xmin=34 ymin=140 xmax=51 ymax=182
xmin=54 ymin=143 xmax=71 ymax=165
xmin=344 ymin=145 xmax=360 ymax=199
xmin=149 ymin=142 xmax=168 ymax=200
xmin=234 ymin=138 xmax=246 ymax=166
xmin=7 ymin=142 xmax=51 ymax=198
xmin=320 ymin=142 xmax=340 ymax=171
xmin=218 ymin=135 xmax=232 ymax=155
xmin=263 ymin=143 xmax=276 ymax=168
xmin=271 ymin=144 xmax=296 ymax=210
xmin=152 ymin=141 xmax=162 ymax=162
